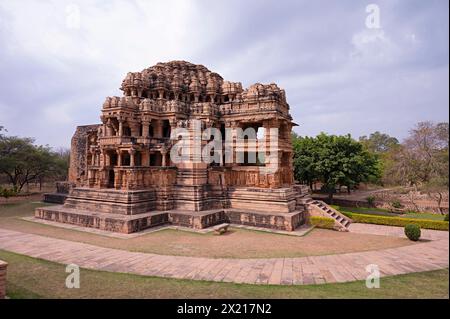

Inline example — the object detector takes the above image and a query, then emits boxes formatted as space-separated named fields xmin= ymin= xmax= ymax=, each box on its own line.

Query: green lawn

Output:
xmin=0 ymin=250 xmax=448 ymax=299
xmin=403 ymin=212 xmax=447 ymax=221
xmin=333 ymin=205 xmax=447 ymax=221
xmin=0 ymin=200 xmax=55 ymax=218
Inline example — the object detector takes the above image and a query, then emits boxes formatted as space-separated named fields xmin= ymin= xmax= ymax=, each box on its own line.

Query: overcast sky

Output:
xmin=0 ymin=0 xmax=448 ymax=148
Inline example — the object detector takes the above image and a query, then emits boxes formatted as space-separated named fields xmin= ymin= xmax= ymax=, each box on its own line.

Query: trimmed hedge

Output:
xmin=310 ymin=216 xmax=335 ymax=229
xmin=341 ymin=211 xmax=449 ymax=231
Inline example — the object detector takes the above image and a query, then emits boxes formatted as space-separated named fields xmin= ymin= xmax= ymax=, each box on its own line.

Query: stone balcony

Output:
xmin=99 ymin=136 xmax=170 ymax=147
xmin=220 ymin=99 xmax=289 ymax=116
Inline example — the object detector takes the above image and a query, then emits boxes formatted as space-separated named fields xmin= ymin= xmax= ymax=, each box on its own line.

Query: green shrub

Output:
xmin=404 ymin=224 xmax=421 ymax=241
xmin=391 ymin=200 xmax=403 ymax=209
xmin=0 ymin=187 xmax=18 ymax=199
xmin=341 ymin=211 xmax=353 ymax=218
xmin=346 ymin=212 xmax=449 ymax=231
xmin=366 ymin=196 xmax=376 ymax=207
xmin=444 ymin=214 xmax=449 ymax=222
xmin=309 ymin=216 xmax=335 ymax=229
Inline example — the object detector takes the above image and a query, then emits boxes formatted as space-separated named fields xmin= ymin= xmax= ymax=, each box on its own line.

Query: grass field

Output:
xmin=333 ymin=205 xmax=447 ymax=221
xmin=0 ymin=250 xmax=448 ymax=299
xmin=0 ymin=200 xmax=414 ymax=258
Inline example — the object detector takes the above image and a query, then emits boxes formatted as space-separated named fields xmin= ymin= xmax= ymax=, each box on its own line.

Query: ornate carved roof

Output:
xmin=102 ymin=61 xmax=290 ymax=117
xmin=121 ymin=60 xmax=232 ymax=96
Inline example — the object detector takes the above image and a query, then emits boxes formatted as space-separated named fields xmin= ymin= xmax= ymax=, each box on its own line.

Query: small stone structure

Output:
xmin=213 ymin=223 xmax=230 ymax=235
xmin=43 ymin=181 xmax=75 ymax=204
xmin=36 ymin=61 xmax=341 ymax=233
xmin=0 ymin=259 xmax=7 ymax=299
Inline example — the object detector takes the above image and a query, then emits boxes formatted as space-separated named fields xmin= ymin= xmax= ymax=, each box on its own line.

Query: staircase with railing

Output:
xmin=293 ymin=184 xmax=352 ymax=231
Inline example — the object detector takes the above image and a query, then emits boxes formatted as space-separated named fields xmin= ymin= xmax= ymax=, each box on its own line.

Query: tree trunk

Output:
xmin=437 ymin=193 xmax=443 ymax=215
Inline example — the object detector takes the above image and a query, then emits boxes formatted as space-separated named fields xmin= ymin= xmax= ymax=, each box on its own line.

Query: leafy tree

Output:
xmin=0 ymin=133 xmax=68 ymax=192
xmin=292 ymin=133 xmax=319 ymax=189
xmin=359 ymin=131 xmax=400 ymax=186
xmin=292 ymin=132 xmax=381 ymax=199
xmin=359 ymin=131 xmax=399 ymax=154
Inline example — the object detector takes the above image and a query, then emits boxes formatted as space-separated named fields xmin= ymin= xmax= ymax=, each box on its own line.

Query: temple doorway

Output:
xmin=108 ymin=170 xmax=115 ymax=188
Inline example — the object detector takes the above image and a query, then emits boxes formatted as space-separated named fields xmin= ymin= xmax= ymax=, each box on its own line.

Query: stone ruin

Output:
xmin=35 ymin=61 xmax=325 ymax=233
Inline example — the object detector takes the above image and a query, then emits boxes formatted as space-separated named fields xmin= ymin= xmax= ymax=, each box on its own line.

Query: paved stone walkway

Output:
xmin=0 ymin=228 xmax=447 ymax=285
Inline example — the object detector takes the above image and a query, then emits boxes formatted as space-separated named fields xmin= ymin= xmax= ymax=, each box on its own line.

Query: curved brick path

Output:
xmin=0 ymin=228 xmax=448 ymax=285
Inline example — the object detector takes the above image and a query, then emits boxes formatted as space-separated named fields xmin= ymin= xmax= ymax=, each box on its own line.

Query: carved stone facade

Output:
xmin=36 ymin=61 xmax=308 ymax=233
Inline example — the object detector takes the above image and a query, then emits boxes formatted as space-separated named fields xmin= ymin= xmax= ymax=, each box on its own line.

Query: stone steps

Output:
xmin=292 ymin=184 xmax=352 ymax=231
xmin=310 ymin=200 xmax=352 ymax=231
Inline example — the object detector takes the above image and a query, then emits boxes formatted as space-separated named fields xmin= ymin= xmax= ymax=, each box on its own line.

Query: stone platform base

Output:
xmin=35 ymin=206 xmax=169 ymax=233
xmin=43 ymin=193 xmax=68 ymax=204
xmin=35 ymin=206 xmax=306 ymax=234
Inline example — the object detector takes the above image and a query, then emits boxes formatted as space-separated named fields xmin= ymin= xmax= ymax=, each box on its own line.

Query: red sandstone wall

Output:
xmin=68 ymin=124 xmax=101 ymax=185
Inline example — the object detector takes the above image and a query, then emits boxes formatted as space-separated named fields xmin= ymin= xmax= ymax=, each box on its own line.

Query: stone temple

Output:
xmin=36 ymin=61 xmax=350 ymax=233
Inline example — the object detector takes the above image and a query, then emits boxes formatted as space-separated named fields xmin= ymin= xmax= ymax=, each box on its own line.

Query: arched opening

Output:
xmin=109 ymin=153 xmax=118 ymax=166
xmin=134 ymin=151 xmax=142 ymax=166
xmin=148 ymin=124 xmax=154 ymax=137
xmin=122 ymin=153 xmax=131 ymax=166
xmin=123 ymin=124 xmax=131 ymax=137
xmin=109 ymin=118 xmax=119 ymax=136
xmin=150 ymin=152 xmax=162 ymax=166
xmin=162 ymin=120 xmax=171 ymax=138
xmin=108 ymin=170 xmax=115 ymax=188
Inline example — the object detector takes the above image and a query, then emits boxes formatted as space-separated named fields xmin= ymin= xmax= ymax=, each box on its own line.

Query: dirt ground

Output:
xmin=0 ymin=199 xmax=415 ymax=259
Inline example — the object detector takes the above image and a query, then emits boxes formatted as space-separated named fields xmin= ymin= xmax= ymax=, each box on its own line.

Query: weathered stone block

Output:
xmin=0 ymin=260 xmax=7 ymax=299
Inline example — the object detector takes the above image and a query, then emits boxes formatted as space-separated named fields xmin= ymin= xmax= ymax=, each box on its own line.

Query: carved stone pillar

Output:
xmin=129 ymin=149 xmax=135 ymax=167
xmin=100 ymin=150 xmax=105 ymax=168
xmin=117 ymin=150 xmax=122 ymax=166
xmin=118 ymin=120 xmax=124 ymax=137
xmin=96 ymin=151 xmax=101 ymax=166
xmin=154 ymin=120 xmax=162 ymax=138
xmin=142 ymin=121 xmax=149 ymax=137
xmin=263 ymin=120 xmax=271 ymax=161
xmin=161 ymin=150 xmax=167 ymax=167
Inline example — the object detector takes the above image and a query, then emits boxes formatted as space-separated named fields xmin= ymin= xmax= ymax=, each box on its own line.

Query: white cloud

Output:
xmin=350 ymin=29 xmax=400 ymax=65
